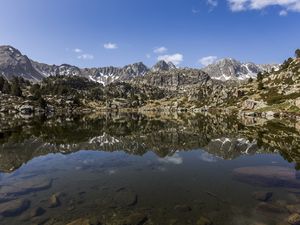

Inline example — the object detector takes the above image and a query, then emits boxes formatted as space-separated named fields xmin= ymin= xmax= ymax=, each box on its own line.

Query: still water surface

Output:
xmin=0 ymin=113 xmax=300 ymax=225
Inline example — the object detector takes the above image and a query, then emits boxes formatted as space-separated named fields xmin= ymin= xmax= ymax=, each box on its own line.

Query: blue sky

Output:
xmin=0 ymin=0 xmax=299 ymax=68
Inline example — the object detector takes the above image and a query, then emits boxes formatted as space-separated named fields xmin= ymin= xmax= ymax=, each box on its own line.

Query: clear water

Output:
xmin=0 ymin=113 xmax=300 ymax=225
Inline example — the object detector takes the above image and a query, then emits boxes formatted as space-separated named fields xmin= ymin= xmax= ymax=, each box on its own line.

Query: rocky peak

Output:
xmin=0 ymin=45 xmax=44 ymax=81
xmin=123 ymin=62 xmax=149 ymax=77
xmin=203 ymin=58 xmax=278 ymax=81
xmin=152 ymin=60 xmax=176 ymax=72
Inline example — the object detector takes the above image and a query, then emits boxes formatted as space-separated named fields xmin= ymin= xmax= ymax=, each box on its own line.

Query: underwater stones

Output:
xmin=174 ymin=204 xmax=192 ymax=212
xmin=256 ymin=202 xmax=287 ymax=214
xmin=287 ymin=204 xmax=300 ymax=214
xmin=288 ymin=213 xmax=300 ymax=225
xmin=0 ymin=199 xmax=30 ymax=217
xmin=118 ymin=213 xmax=148 ymax=225
xmin=196 ymin=216 xmax=212 ymax=225
xmin=98 ymin=188 xmax=138 ymax=208
xmin=66 ymin=218 xmax=92 ymax=225
xmin=252 ymin=191 xmax=273 ymax=202
xmin=233 ymin=166 xmax=300 ymax=188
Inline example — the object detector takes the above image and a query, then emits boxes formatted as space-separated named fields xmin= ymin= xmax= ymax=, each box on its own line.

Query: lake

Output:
xmin=0 ymin=113 xmax=300 ymax=225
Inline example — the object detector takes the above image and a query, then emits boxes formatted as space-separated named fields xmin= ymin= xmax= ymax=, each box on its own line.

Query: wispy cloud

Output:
xmin=154 ymin=46 xmax=168 ymax=54
xmin=77 ymin=54 xmax=94 ymax=60
xmin=207 ymin=0 xmax=218 ymax=8
xmin=192 ymin=8 xmax=201 ymax=14
xmin=227 ymin=0 xmax=300 ymax=13
xmin=198 ymin=56 xmax=218 ymax=66
xmin=157 ymin=53 xmax=183 ymax=65
xmin=146 ymin=54 xmax=151 ymax=59
xmin=73 ymin=48 xmax=82 ymax=53
xmin=104 ymin=42 xmax=118 ymax=49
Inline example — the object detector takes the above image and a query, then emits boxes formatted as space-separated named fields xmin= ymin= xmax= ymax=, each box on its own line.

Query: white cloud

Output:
xmin=207 ymin=0 xmax=218 ymax=8
xmin=146 ymin=54 xmax=151 ymax=59
xmin=158 ymin=153 xmax=183 ymax=165
xmin=279 ymin=9 xmax=288 ymax=15
xmin=198 ymin=56 xmax=218 ymax=66
xmin=228 ymin=0 xmax=300 ymax=13
xmin=74 ymin=48 xmax=82 ymax=53
xmin=77 ymin=54 xmax=94 ymax=60
xmin=154 ymin=46 xmax=168 ymax=54
xmin=157 ymin=53 xmax=183 ymax=65
xmin=104 ymin=42 xmax=118 ymax=49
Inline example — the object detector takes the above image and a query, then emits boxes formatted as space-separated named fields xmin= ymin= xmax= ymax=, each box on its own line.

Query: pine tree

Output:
xmin=258 ymin=81 xmax=264 ymax=90
xmin=38 ymin=97 xmax=47 ymax=109
xmin=11 ymin=78 xmax=22 ymax=97
xmin=296 ymin=49 xmax=300 ymax=58
xmin=2 ymin=80 xmax=11 ymax=94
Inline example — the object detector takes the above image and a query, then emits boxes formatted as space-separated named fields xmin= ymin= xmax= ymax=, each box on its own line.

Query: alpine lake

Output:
xmin=1 ymin=112 xmax=300 ymax=225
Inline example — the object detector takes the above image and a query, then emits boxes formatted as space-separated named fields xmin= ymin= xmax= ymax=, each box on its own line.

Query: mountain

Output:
xmin=0 ymin=45 xmax=149 ymax=85
xmin=0 ymin=45 xmax=279 ymax=85
xmin=0 ymin=46 xmax=45 ymax=81
xmin=203 ymin=58 xmax=278 ymax=81
xmin=151 ymin=60 xmax=176 ymax=72
xmin=81 ymin=62 xmax=149 ymax=85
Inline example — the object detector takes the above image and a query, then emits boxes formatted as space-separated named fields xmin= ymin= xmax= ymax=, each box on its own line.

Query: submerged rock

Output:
xmin=252 ymin=191 xmax=273 ymax=202
xmin=0 ymin=199 xmax=30 ymax=217
xmin=197 ymin=216 xmax=212 ymax=225
xmin=30 ymin=207 xmax=45 ymax=217
xmin=233 ymin=166 xmax=300 ymax=188
xmin=115 ymin=213 xmax=148 ymax=225
xmin=288 ymin=213 xmax=300 ymax=225
xmin=49 ymin=194 xmax=61 ymax=208
xmin=256 ymin=202 xmax=287 ymax=214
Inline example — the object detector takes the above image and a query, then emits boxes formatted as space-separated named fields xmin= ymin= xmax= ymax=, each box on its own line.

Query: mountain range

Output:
xmin=0 ymin=45 xmax=278 ymax=84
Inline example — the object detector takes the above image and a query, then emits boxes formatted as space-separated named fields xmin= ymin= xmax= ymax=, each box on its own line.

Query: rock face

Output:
xmin=0 ymin=46 xmax=45 ymax=81
xmin=233 ymin=166 xmax=300 ymax=188
xmin=134 ymin=68 xmax=211 ymax=91
xmin=203 ymin=58 xmax=278 ymax=81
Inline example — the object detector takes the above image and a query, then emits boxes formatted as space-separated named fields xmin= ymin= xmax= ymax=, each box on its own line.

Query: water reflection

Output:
xmin=0 ymin=113 xmax=300 ymax=224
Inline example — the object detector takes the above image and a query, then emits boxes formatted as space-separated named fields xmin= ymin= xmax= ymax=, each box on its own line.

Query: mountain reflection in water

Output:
xmin=0 ymin=113 xmax=300 ymax=225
